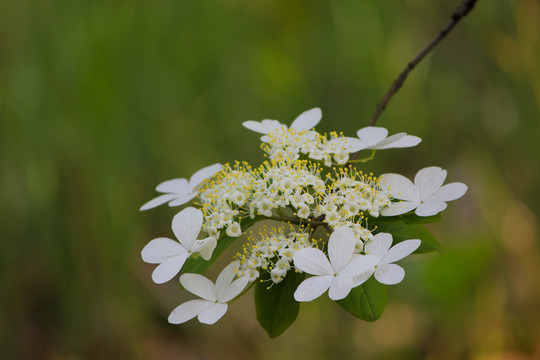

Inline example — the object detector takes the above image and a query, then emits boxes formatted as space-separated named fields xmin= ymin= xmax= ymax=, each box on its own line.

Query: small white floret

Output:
xmin=353 ymin=233 xmax=421 ymax=285
xmin=140 ymin=163 xmax=222 ymax=210
xmin=141 ymin=207 xmax=217 ymax=284
xmin=380 ymin=166 xmax=467 ymax=217
xmin=293 ymin=227 xmax=379 ymax=302
xmin=355 ymin=126 xmax=421 ymax=151
xmin=242 ymin=108 xmax=322 ymax=142
xmin=168 ymin=262 xmax=249 ymax=325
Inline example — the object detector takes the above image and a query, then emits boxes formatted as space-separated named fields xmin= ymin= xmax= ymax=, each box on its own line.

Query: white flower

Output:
xmin=293 ymin=227 xmax=379 ymax=302
xmin=141 ymin=207 xmax=217 ymax=284
xmin=140 ymin=163 xmax=222 ymax=210
xmin=355 ymin=126 xmax=421 ymax=150
xmin=380 ymin=166 xmax=468 ymax=217
xmin=168 ymin=261 xmax=249 ymax=325
xmin=353 ymin=233 xmax=420 ymax=285
xmin=242 ymin=108 xmax=322 ymax=142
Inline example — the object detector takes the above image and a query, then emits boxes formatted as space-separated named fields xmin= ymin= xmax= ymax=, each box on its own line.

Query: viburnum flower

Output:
xmin=168 ymin=261 xmax=249 ymax=325
xmin=380 ymin=166 xmax=468 ymax=217
xmin=141 ymin=207 xmax=217 ymax=284
xmin=293 ymin=227 xmax=379 ymax=302
xmin=353 ymin=233 xmax=421 ymax=286
xmin=355 ymin=126 xmax=421 ymax=150
xmin=140 ymin=163 xmax=222 ymax=210
xmin=242 ymin=107 xmax=322 ymax=142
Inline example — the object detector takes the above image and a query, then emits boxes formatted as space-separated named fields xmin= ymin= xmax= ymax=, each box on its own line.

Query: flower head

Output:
xmin=140 ymin=163 xmax=222 ymax=210
xmin=380 ymin=166 xmax=468 ymax=217
xmin=354 ymin=233 xmax=420 ymax=285
xmin=141 ymin=207 xmax=217 ymax=284
xmin=168 ymin=261 xmax=249 ymax=325
xmin=293 ymin=227 xmax=378 ymax=301
xmin=356 ymin=126 xmax=421 ymax=150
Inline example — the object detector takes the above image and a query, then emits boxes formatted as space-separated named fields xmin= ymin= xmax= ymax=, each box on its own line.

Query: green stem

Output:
xmin=348 ymin=150 xmax=376 ymax=163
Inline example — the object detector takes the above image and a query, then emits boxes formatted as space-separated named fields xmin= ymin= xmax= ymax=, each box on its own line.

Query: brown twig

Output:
xmin=368 ymin=0 xmax=478 ymax=126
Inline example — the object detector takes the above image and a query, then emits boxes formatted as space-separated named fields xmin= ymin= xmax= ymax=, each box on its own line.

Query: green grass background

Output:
xmin=1 ymin=0 xmax=539 ymax=358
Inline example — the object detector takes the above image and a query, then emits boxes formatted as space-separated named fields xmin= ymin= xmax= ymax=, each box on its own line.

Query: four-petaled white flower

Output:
xmin=293 ymin=227 xmax=379 ymax=302
xmin=242 ymin=107 xmax=322 ymax=142
xmin=356 ymin=126 xmax=421 ymax=150
xmin=353 ymin=233 xmax=421 ymax=286
xmin=168 ymin=261 xmax=249 ymax=325
xmin=140 ymin=163 xmax=222 ymax=211
xmin=141 ymin=207 xmax=217 ymax=284
xmin=380 ymin=166 xmax=468 ymax=217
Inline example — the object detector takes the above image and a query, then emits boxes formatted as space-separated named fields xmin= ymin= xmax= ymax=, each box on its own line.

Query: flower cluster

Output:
xmin=140 ymin=108 xmax=467 ymax=334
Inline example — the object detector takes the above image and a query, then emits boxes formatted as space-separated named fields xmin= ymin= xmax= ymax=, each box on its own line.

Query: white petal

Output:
xmin=364 ymin=233 xmax=393 ymax=258
xmin=380 ymin=239 xmax=421 ymax=265
xmin=328 ymin=227 xmax=356 ymax=273
xmin=380 ymin=201 xmax=419 ymax=216
xmin=344 ymin=138 xmax=367 ymax=152
xmin=290 ymin=108 xmax=322 ymax=131
xmin=180 ymin=273 xmax=216 ymax=301
xmin=189 ymin=163 xmax=222 ymax=190
xmin=356 ymin=127 xmax=388 ymax=147
xmin=197 ymin=303 xmax=228 ymax=324
xmin=384 ymin=134 xmax=421 ymax=148
xmin=218 ymin=276 xmax=249 ymax=303
xmin=214 ymin=262 xmax=237 ymax=297
xmin=168 ymin=299 xmax=211 ymax=324
xmin=139 ymin=193 xmax=179 ymax=211
xmin=293 ymin=248 xmax=333 ymax=276
xmin=415 ymin=201 xmax=447 ymax=216
xmin=352 ymin=269 xmax=375 ymax=287
xmin=242 ymin=119 xmax=284 ymax=134
xmin=260 ymin=135 xmax=270 ymax=143
xmin=328 ymin=274 xmax=353 ymax=300
xmin=141 ymin=237 xmax=187 ymax=264
xmin=379 ymin=173 xmax=418 ymax=201
xmin=427 ymin=182 xmax=467 ymax=202
xmin=340 ymin=254 xmax=379 ymax=277
xmin=192 ymin=237 xmax=217 ymax=260
xmin=372 ymin=133 xmax=421 ymax=149
xmin=415 ymin=166 xmax=447 ymax=199
xmin=368 ymin=133 xmax=406 ymax=149
xmin=167 ymin=192 xmax=198 ymax=207
xmin=294 ymin=275 xmax=333 ymax=302
xmin=151 ymin=254 xmax=189 ymax=284
xmin=172 ymin=207 xmax=203 ymax=250
xmin=374 ymin=264 xmax=405 ymax=285
xmin=156 ymin=178 xmax=189 ymax=194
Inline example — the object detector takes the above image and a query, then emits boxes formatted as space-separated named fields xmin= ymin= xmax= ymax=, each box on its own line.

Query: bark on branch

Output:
xmin=368 ymin=0 xmax=478 ymax=126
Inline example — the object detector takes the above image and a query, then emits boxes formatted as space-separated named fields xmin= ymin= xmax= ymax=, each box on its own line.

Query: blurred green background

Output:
xmin=1 ymin=0 xmax=539 ymax=358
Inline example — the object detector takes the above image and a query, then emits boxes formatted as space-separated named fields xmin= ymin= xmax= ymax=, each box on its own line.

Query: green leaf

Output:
xmin=254 ymin=271 xmax=305 ymax=338
xmin=181 ymin=216 xmax=263 ymax=276
xmin=337 ymin=277 xmax=386 ymax=322
xmin=369 ymin=218 xmax=442 ymax=254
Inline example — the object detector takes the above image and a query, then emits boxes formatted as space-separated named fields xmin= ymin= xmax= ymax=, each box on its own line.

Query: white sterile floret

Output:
xmin=353 ymin=233 xmax=421 ymax=285
xmin=242 ymin=107 xmax=322 ymax=142
xmin=168 ymin=261 xmax=249 ymax=325
xmin=141 ymin=207 xmax=217 ymax=284
xmin=355 ymin=126 xmax=421 ymax=150
xmin=380 ymin=166 xmax=468 ymax=217
xmin=293 ymin=227 xmax=379 ymax=302
xmin=140 ymin=163 xmax=223 ymax=210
